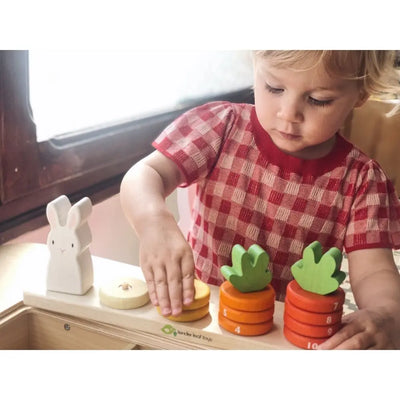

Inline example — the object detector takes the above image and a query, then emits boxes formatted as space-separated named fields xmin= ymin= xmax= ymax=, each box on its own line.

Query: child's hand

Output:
xmin=139 ymin=217 xmax=195 ymax=317
xmin=120 ymin=150 xmax=196 ymax=317
xmin=318 ymin=307 xmax=399 ymax=349
xmin=320 ymin=248 xmax=400 ymax=349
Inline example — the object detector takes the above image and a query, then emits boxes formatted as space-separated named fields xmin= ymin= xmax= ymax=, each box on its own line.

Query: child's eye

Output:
xmin=308 ymin=97 xmax=333 ymax=107
xmin=265 ymin=83 xmax=283 ymax=94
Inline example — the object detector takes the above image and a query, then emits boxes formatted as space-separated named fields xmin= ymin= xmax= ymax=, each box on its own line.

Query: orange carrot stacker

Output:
xmin=218 ymin=244 xmax=275 ymax=336
xmin=284 ymin=241 xmax=346 ymax=349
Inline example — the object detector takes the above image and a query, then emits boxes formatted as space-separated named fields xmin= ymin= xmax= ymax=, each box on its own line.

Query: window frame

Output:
xmin=0 ymin=50 xmax=254 ymax=243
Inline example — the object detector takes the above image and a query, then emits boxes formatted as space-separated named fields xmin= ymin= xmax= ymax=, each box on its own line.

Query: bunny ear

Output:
xmin=67 ymin=197 xmax=92 ymax=229
xmin=46 ymin=195 xmax=72 ymax=228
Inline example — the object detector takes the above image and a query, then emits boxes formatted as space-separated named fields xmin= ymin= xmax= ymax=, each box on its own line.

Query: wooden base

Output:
xmin=20 ymin=249 xmax=298 ymax=349
xmin=0 ymin=306 xmax=137 ymax=350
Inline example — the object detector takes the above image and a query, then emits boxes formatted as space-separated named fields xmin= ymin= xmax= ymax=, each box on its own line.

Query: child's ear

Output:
xmin=354 ymin=89 xmax=370 ymax=108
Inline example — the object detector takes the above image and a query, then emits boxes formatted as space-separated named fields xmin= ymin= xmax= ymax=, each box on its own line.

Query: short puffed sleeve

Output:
xmin=152 ymin=101 xmax=236 ymax=186
xmin=345 ymin=159 xmax=400 ymax=252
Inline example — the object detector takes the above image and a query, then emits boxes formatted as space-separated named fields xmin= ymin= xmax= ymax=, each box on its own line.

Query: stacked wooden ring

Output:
xmin=283 ymin=280 xmax=345 ymax=349
xmin=218 ymin=281 xmax=275 ymax=336
xmin=156 ymin=279 xmax=210 ymax=322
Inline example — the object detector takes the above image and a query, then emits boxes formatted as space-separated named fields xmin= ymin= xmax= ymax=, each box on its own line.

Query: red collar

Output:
xmin=251 ymin=106 xmax=353 ymax=177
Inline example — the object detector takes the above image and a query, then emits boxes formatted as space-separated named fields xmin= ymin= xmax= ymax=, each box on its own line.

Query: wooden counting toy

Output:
xmin=218 ymin=244 xmax=275 ymax=336
xmin=46 ymin=195 xmax=94 ymax=295
xmin=99 ymin=277 xmax=150 ymax=309
xmin=157 ymin=279 xmax=211 ymax=322
xmin=283 ymin=241 xmax=346 ymax=349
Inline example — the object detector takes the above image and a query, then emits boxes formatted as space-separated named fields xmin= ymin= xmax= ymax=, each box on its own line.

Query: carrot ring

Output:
xmin=157 ymin=304 xmax=209 ymax=322
xmin=283 ymin=325 xmax=328 ymax=350
xmin=219 ymin=281 xmax=275 ymax=312
xmin=182 ymin=279 xmax=210 ymax=311
xmin=286 ymin=280 xmax=345 ymax=313
xmin=285 ymin=298 xmax=343 ymax=326
xmin=284 ymin=312 xmax=341 ymax=338
xmin=218 ymin=312 xmax=273 ymax=336
xmin=219 ymin=299 xmax=274 ymax=324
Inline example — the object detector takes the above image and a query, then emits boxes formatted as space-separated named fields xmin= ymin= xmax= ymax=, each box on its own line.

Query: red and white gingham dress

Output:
xmin=153 ymin=101 xmax=400 ymax=300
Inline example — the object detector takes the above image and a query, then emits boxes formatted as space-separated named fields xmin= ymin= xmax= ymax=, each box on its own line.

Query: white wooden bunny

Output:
xmin=46 ymin=195 xmax=94 ymax=295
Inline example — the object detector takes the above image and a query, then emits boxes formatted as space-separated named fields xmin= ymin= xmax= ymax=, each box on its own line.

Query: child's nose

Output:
xmin=277 ymin=98 xmax=303 ymax=123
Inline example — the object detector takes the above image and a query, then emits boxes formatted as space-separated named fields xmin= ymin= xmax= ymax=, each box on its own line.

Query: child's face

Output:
xmin=253 ymin=58 xmax=368 ymax=159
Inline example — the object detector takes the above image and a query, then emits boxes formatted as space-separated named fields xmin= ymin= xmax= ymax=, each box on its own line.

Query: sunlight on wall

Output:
xmin=29 ymin=51 xmax=254 ymax=141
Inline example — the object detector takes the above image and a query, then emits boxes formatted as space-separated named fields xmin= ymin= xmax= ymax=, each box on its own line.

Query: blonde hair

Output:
xmin=254 ymin=50 xmax=400 ymax=115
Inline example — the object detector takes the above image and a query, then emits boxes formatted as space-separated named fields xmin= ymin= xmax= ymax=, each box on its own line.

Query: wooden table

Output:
xmin=0 ymin=242 xmax=299 ymax=350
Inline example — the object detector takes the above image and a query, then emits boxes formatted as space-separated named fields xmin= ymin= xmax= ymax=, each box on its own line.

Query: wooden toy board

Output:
xmin=22 ymin=245 xmax=298 ymax=350
xmin=10 ymin=243 xmax=400 ymax=349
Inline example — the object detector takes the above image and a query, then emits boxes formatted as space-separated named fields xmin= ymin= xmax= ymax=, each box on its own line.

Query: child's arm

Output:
xmin=318 ymin=248 xmax=400 ymax=349
xmin=120 ymin=150 xmax=195 ymax=316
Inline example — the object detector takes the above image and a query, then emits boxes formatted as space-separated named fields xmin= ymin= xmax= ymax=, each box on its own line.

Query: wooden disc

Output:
xmin=284 ymin=312 xmax=341 ymax=338
xmin=286 ymin=280 xmax=345 ymax=313
xmin=219 ymin=281 xmax=275 ymax=312
xmin=99 ymin=277 xmax=150 ymax=309
xmin=285 ymin=298 xmax=343 ymax=326
xmin=283 ymin=325 xmax=328 ymax=350
xmin=219 ymin=299 xmax=274 ymax=324
xmin=157 ymin=303 xmax=209 ymax=322
xmin=182 ymin=279 xmax=210 ymax=311
xmin=218 ymin=312 xmax=273 ymax=336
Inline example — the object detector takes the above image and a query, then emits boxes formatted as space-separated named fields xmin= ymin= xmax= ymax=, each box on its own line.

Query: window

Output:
xmin=0 ymin=50 xmax=254 ymax=243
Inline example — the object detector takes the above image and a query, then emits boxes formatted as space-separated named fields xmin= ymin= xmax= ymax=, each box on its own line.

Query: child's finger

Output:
xmin=167 ymin=272 xmax=184 ymax=316
xmin=152 ymin=266 xmax=172 ymax=316
xmin=181 ymin=253 xmax=195 ymax=306
xmin=141 ymin=267 xmax=159 ymax=306
xmin=318 ymin=319 xmax=370 ymax=349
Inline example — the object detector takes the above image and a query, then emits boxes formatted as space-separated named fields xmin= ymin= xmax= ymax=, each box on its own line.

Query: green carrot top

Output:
xmin=291 ymin=241 xmax=346 ymax=295
xmin=221 ymin=244 xmax=272 ymax=293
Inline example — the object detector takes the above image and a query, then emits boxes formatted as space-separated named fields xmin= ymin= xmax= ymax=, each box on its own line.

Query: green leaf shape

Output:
xmin=221 ymin=244 xmax=272 ymax=293
xmin=291 ymin=241 xmax=346 ymax=295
